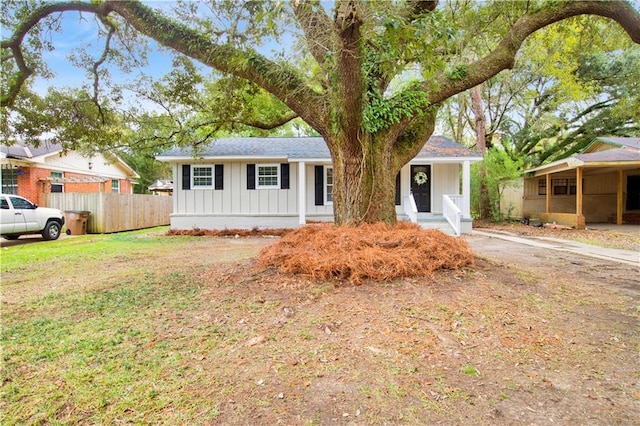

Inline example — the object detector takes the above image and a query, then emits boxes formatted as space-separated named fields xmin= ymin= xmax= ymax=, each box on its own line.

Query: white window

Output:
xmin=257 ymin=164 xmax=279 ymax=189
xmin=51 ymin=171 xmax=63 ymax=193
xmin=1 ymin=168 xmax=18 ymax=194
xmin=325 ymin=166 xmax=334 ymax=204
xmin=193 ymin=166 xmax=213 ymax=188
xmin=111 ymin=179 xmax=120 ymax=193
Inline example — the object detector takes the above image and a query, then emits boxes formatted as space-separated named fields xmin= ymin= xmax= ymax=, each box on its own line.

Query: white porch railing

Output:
xmin=448 ymin=194 xmax=464 ymax=213
xmin=443 ymin=194 xmax=462 ymax=236
xmin=404 ymin=195 xmax=418 ymax=223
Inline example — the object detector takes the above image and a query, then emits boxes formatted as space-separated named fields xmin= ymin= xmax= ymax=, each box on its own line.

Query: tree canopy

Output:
xmin=441 ymin=16 xmax=640 ymax=168
xmin=2 ymin=0 xmax=639 ymax=224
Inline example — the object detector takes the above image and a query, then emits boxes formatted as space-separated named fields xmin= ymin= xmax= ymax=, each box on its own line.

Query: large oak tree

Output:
xmin=2 ymin=0 xmax=639 ymax=225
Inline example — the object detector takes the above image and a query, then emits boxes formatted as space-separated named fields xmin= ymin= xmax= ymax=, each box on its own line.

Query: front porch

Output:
xmin=523 ymin=166 xmax=640 ymax=229
xmin=522 ymin=137 xmax=640 ymax=229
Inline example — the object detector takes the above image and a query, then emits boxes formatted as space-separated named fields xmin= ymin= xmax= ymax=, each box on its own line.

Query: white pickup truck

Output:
xmin=0 ymin=194 xmax=65 ymax=241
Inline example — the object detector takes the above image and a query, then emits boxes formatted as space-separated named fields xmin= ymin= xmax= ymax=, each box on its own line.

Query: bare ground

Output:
xmin=183 ymin=233 xmax=639 ymax=424
xmin=3 ymin=231 xmax=639 ymax=424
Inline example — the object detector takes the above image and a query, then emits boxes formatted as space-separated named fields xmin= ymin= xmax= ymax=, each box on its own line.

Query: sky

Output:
xmin=28 ymin=10 xmax=178 ymax=104
xmin=23 ymin=2 xmax=292 ymax=104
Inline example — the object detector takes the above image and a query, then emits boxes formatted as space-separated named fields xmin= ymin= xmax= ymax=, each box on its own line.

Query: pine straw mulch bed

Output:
xmin=170 ymin=222 xmax=474 ymax=285
xmin=167 ymin=228 xmax=290 ymax=237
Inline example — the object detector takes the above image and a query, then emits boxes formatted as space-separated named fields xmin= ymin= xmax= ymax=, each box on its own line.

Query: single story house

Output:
xmin=522 ymin=136 xmax=640 ymax=227
xmin=1 ymin=140 xmax=140 ymax=202
xmin=157 ymin=136 xmax=482 ymax=235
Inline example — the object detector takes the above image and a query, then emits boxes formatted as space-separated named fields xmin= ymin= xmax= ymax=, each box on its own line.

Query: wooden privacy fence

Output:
xmin=40 ymin=193 xmax=172 ymax=234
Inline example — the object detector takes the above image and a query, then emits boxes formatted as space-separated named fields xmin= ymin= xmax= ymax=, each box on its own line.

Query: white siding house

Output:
xmin=157 ymin=136 xmax=482 ymax=235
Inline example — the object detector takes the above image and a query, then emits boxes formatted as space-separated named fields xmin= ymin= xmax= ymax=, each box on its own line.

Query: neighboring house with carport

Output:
xmin=148 ymin=179 xmax=174 ymax=196
xmin=0 ymin=140 xmax=139 ymax=202
xmin=521 ymin=137 xmax=640 ymax=228
xmin=157 ymin=136 xmax=482 ymax=235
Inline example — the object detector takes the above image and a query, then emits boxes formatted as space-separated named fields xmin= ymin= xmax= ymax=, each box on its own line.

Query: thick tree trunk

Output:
xmin=328 ymin=110 xmax=437 ymax=226
xmin=331 ymin=136 xmax=399 ymax=225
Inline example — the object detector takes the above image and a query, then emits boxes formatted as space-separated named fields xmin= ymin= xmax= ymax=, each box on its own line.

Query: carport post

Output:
xmin=545 ymin=174 xmax=551 ymax=213
xmin=576 ymin=167 xmax=583 ymax=216
xmin=617 ymin=170 xmax=623 ymax=225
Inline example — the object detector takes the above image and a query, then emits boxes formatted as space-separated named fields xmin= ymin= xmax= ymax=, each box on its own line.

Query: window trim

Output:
xmin=568 ymin=177 xmax=577 ymax=195
xmin=191 ymin=165 xmax=214 ymax=189
xmin=552 ymin=178 xmax=568 ymax=195
xmin=1 ymin=168 xmax=18 ymax=195
xmin=111 ymin=179 xmax=120 ymax=193
xmin=51 ymin=171 xmax=64 ymax=193
xmin=256 ymin=163 xmax=280 ymax=189
xmin=537 ymin=178 xmax=547 ymax=196
xmin=324 ymin=165 xmax=334 ymax=205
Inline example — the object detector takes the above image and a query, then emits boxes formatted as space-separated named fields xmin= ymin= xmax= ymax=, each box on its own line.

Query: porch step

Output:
xmin=416 ymin=218 xmax=457 ymax=236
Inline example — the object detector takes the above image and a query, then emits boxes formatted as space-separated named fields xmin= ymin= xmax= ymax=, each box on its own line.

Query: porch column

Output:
xmin=616 ymin=170 xmax=623 ymax=225
xmin=576 ymin=167 xmax=583 ymax=216
xmin=545 ymin=174 xmax=551 ymax=213
xmin=298 ymin=161 xmax=306 ymax=225
xmin=462 ymin=160 xmax=471 ymax=218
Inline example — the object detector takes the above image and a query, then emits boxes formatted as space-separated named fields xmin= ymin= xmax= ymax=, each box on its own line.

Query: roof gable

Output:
xmin=1 ymin=140 xmax=139 ymax=179
xmin=1 ymin=140 xmax=63 ymax=159
xmin=583 ymin=137 xmax=640 ymax=153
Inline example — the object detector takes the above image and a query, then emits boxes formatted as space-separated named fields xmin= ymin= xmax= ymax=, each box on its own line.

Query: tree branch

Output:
xmin=332 ymin=0 xmax=365 ymax=141
xmin=292 ymin=0 xmax=335 ymax=69
xmin=91 ymin=18 xmax=116 ymax=125
xmin=234 ymin=111 xmax=299 ymax=130
xmin=428 ymin=0 xmax=640 ymax=106
xmin=405 ymin=0 xmax=438 ymax=19
xmin=1 ymin=1 xmax=105 ymax=107
xmin=104 ymin=0 xmax=327 ymax=132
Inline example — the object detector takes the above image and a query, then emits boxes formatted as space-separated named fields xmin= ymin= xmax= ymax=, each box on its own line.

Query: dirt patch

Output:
xmin=184 ymin=234 xmax=639 ymax=424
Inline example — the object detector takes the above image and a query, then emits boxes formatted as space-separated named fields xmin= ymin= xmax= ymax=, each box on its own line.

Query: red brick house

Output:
xmin=1 ymin=140 xmax=139 ymax=201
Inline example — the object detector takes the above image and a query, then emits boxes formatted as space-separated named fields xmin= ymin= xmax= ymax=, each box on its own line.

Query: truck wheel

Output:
xmin=42 ymin=221 xmax=62 ymax=241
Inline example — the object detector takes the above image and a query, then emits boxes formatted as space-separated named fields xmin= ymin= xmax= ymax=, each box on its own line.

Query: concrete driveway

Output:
xmin=472 ymin=227 xmax=639 ymax=267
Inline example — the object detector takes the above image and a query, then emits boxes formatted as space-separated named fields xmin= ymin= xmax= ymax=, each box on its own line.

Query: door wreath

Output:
xmin=414 ymin=171 xmax=428 ymax=185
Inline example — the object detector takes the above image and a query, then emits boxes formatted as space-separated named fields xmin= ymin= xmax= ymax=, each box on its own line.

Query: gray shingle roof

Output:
xmin=158 ymin=136 xmax=480 ymax=160
xmin=0 ymin=140 xmax=62 ymax=159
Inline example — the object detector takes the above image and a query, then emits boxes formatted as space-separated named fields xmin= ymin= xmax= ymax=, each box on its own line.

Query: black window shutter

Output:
xmin=281 ymin=164 xmax=290 ymax=189
xmin=182 ymin=165 xmax=191 ymax=190
xmin=247 ymin=164 xmax=256 ymax=190
xmin=214 ymin=164 xmax=224 ymax=190
xmin=395 ymin=172 xmax=401 ymax=205
xmin=314 ymin=165 xmax=324 ymax=206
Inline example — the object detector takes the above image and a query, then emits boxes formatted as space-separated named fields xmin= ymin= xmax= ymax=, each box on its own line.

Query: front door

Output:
xmin=411 ymin=165 xmax=431 ymax=212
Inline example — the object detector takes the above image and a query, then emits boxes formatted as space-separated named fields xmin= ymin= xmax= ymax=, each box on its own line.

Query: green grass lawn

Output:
xmin=1 ymin=228 xmax=256 ymax=424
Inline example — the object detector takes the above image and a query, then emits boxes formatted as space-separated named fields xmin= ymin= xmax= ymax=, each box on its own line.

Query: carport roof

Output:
xmin=526 ymin=136 xmax=640 ymax=176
